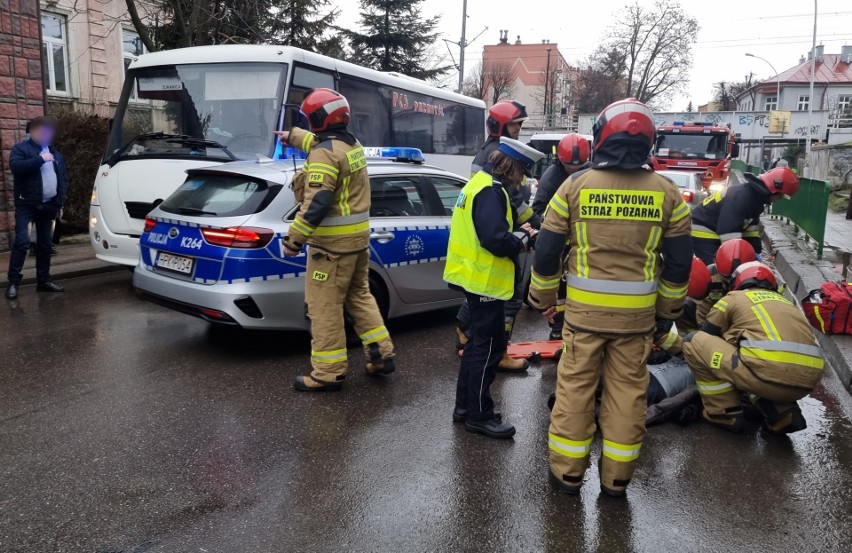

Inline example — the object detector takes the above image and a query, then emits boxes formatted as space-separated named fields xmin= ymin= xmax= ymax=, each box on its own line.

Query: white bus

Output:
xmin=90 ymin=45 xmax=486 ymax=266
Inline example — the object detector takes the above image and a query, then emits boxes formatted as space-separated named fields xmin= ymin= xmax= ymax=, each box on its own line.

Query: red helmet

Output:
xmin=731 ymin=261 xmax=778 ymax=292
xmin=759 ymin=167 xmax=799 ymax=198
xmin=486 ymin=100 xmax=528 ymax=137
xmin=557 ymin=133 xmax=591 ymax=165
xmin=688 ymin=256 xmax=712 ymax=299
xmin=592 ymin=98 xmax=656 ymax=153
xmin=300 ymin=88 xmax=350 ymax=133
xmin=715 ymin=239 xmax=757 ymax=278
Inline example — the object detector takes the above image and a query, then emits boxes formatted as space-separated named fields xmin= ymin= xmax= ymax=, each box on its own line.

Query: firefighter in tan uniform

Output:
xmin=278 ymin=88 xmax=395 ymax=392
xmin=529 ymin=99 xmax=693 ymax=498
xmin=682 ymin=261 xmax=824 ymax=434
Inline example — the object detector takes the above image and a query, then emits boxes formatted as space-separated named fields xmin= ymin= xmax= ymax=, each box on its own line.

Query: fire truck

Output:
xmin=651 ymin=121 xmax=740 ymax=191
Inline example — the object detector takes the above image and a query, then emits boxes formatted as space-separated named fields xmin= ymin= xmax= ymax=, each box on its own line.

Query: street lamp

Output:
xmin=745 ymin=53 xmax=780 ymax=115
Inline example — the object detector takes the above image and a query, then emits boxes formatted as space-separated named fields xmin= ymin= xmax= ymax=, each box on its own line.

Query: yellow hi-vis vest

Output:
xmin=443 ymin=172 xmax=515 ymax=300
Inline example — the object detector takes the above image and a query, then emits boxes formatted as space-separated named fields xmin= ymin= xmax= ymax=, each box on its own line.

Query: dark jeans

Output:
xmin=455 ymin=292 xmax=506 ymax=422
xmin=8 ymin=203 xmax=57 ymax=284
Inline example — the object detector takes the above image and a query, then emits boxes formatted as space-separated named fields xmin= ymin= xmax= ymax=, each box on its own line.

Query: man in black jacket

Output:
xmin=6 ymin=117 xmax=68 ymax=299
xmin=690 ymin=167 xmax=799 ymax=265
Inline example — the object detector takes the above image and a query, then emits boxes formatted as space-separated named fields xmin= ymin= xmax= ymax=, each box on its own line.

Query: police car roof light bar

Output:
xmin=365 ymin=146 xmax=426 ymax=164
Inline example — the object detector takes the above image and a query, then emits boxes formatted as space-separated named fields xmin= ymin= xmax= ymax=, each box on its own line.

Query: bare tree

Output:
xmin=533 ymin=65 xmax=562 ymax=127
xmin=713 ymin=72 xmax=756 ymax=111
xmin=463 ymin=62 xmax=486 ymax=100
xmin=483 ymin=61 xmax=516 ymax=105
xmin=574 ymin=46 xmax=627 ymax=113
xmin=609 ymin=0 xmax=698 ymax=106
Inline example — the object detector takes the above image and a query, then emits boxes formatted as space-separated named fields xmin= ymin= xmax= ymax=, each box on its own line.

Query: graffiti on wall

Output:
xmin=738 ymin=114 xmax=769 ymax=127
xmin=793 ymin=125 xmax=821 ymax=137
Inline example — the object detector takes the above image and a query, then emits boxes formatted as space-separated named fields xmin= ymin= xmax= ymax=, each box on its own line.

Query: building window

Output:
xmin=764 ymin=96 xmax=777 ymax=111
xmin=838 ymin=94 xmax=852 ymax=114
xmin=41 ymin=13 xmax=69 ymax=94
xmin=797 ymin=95 xmax=810 ymax=111
xmin=122 ymin=29 xmax=145 ymax=100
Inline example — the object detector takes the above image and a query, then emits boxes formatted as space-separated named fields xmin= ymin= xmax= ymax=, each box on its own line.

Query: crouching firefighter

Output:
xmin=278 ymin=88 xmax=395 ymax=392
xmin=682 ymin=261 xmax=825 ymax=435
xmin=529 ymin=98 xmax=693 ymax=497
xmin=444 ymin=138 xmax=542 ymax=439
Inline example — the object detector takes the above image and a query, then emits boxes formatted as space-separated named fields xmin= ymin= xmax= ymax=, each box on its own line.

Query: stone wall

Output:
xmin=0 ymin=0 xmax=45 ymax=250
xmin=809 ymin=144 xmax=852 ymax=190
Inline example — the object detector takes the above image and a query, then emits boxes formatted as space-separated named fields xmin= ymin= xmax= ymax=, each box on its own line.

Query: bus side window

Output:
xmin=287 ymin=65 xmax=335 ymax=106
xmin=339 ymin=74 xmax=392 ymax=146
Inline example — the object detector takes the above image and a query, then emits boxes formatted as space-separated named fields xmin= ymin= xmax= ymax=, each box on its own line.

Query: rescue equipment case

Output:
xmin=802 ymin=281 xmax=852 ymax=335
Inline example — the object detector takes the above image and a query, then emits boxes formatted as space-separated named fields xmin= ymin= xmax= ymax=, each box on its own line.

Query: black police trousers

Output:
xmin=456 ymin=292 xmax=506 ymax=422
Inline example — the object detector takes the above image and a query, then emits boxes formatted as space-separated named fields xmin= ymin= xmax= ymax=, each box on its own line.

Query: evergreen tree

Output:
xmin=686 ymin=101 xmax=694 ymax=112
xmin=346 ymin=0 xmax=447 ymax=80
xmin=271 ymin=0 xmax=340 ymax=54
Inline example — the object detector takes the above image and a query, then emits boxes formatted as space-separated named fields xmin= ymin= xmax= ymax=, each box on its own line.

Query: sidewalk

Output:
xmin=0 ymin=235 xmax=125 ymax=286
xmin=763 ymin=215 xmax=852 ymax=395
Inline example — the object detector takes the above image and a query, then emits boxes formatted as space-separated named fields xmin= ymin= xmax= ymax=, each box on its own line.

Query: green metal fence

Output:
xmin=730 ymin=160 xmax=831 ymax=258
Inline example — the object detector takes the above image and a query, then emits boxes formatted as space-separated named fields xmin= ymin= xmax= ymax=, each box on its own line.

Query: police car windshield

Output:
xmin=105 ymin=62 xmax=287 ymax=163
xmin=655 ymin=133 xmax=727 ymax=160
xmin=160 ymin=175 xmax=281 ymax=218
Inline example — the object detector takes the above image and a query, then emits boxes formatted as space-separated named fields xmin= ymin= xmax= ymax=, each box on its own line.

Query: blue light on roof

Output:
xmin=365 ymin=146 xmax=425 ymax=163
xmin=673 ymin=121 xmax=685 ymax=126
xmin=275 ymin=142 xmax=307 ymax=161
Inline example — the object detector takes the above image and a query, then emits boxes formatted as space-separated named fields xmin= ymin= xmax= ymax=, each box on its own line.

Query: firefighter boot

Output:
xmin=365 ymin=343 xmax=396 ymax=376
xmin=758 ymin=400 xmax=808 ymax=436
xmin=497 ymin=351 xmax=529 ymax=372
xmin=701 ymin=408 xmax=745 ymax=434
xmin=293 ymin=375 xmax=343 ymax=392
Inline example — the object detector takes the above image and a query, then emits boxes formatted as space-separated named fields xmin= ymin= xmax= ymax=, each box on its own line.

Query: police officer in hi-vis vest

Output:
xmin=277 ymin=88 xmax=395 ymax=392
xmin=529 ymin=99 xmax=693 ymax=497
xmin=444 ymin=138 xmax=543 ymax=439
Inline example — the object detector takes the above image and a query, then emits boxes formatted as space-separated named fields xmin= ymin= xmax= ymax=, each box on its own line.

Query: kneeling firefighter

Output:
xmin=279 ymin=88 xmax=395 ymax=392
xmin=682 ymin=261 xmax=825 ymax=434
xmin=529 ymin=98 xmax=693 ymax=497
xmin=444 ymin=138 xmax=543 ymax=439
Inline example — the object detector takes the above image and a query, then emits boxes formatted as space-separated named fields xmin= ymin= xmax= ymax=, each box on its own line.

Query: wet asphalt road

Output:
xmin=2 ymin=272 xmax=852 ymax=553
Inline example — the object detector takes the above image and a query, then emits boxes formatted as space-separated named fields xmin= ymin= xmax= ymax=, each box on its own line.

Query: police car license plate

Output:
xmin=156 ymin=252 xmax=194 ymax=274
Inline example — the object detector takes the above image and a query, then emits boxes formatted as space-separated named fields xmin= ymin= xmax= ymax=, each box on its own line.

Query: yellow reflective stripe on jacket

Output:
xmin=548 ymin=434 xmax=593 ymax=458
xmin=740 ymin=343 xmax=825 ymax=370
xmin=312 ymin=219 xmax=369 ymax=236
xmin=359 ymin=325 xmax=390 ymax=345
xmin=311 ymin=348 xmax=347 ymax=364
xmin=301 ymin=131 xmax=316 ymax=153
xmin=338 ymin=176 xmax=351 ymax=216
xmin=696 ymin=379 xmax=735 ymax=395
xmin=743 ymin=224 xmax=760 ymax=238
xmin=291 ymin=219 xmax=316 ymax=237
xmin=601 ymin=440 xmax=642 ymax=462
xmin=691 ymin=225 xmax=719 ymax=240
xmin=531 ymin=273 xmax=560 ymax=291
xmin=719 ymin=232 xmax=742 ymax=242
xmin=307 ymin=162 xmax=340 ymax=178
xmin=658 ymin=280 xmax=688 ymax=299
xmin=548 ymin=194 xmax=570 ymax=218
xmin=517 ymin=202 xmax=534 ymax=224
xmin=671 ymin=201 xmax=690 ymax=222
xmin=642 ymin=226 xmax=662 ymax=281
xmin=713 ymin=299 xmax=728 ymax=313
xmin=574 ymin=222 xmax=589 ymax=277
xmin=751 ymin=304 xmax=782 ymax=341
xmin=659 ymin=329 xmax=679 ymax=351
xmin=566 ymin=286 xmax=657 ymax=309
xmin=322 ymin=212 xmax=370 ymax=226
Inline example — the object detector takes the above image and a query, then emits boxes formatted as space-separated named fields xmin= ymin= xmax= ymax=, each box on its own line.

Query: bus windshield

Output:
xmin=655 ymin=133 xmax=729 ymax=160
xmin=105 ymin=62 xmax=287 ymax=164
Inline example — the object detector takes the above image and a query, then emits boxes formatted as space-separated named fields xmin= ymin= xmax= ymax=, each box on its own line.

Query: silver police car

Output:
xmin=133 ymin=148 xmax=474 ymax=330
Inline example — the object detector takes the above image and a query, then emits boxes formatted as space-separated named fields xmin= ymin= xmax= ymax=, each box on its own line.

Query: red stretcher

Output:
xmin=506 ymin=340 xmax=563 ymax=362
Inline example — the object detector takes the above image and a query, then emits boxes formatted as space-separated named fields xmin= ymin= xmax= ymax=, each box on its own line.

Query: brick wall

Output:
xmin=0 ymin=0 xmax=45 ymax=250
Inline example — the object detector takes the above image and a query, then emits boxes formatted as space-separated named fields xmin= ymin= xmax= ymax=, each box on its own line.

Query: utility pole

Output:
xmin=543 ymin=47 xmax=552 ymax=129
xmin=806 ymin=0 xmax=817 ymax=171
xmin=457 ymin=0 xmax=468 ymax=93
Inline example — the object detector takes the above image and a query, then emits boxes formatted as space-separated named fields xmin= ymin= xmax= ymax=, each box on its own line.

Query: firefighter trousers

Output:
xmin=549 ymin=327 xmax=652 ymax=493
xmin=682 ymin=332 xmax=807 ymax=418
xmin=306 ymin=247 xmax=394 ymax=383
xmin=456 ymin=292 xmax=506 ymax=422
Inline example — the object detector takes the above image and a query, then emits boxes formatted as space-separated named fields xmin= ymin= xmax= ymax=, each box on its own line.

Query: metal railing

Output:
xmin=731 ymin=159 xmax=831 ymax=258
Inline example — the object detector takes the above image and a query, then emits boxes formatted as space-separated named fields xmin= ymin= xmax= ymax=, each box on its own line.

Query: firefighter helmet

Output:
xmin=557 ymin=133 xmax=591 ymax=165
xmin=715 ymin=239 xmax=757 ymax=278
xmin=759 ymin=167 xmax=799 ymax=198
xmin=486 ymin=100 xmax=528 ymax=137
xmin=591 ymin=98 xmax=656 ymax=170
xmin=688 ymin=256 xmax=712 ymax=299
xmin=731 ymin=261 xmax=778 ymax=292
xmin=300 ymin=88 xmax=350 ymax=133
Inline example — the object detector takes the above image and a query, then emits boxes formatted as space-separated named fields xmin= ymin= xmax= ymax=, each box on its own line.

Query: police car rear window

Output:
xmin=160 ymin=174 xmax=281 ymax=217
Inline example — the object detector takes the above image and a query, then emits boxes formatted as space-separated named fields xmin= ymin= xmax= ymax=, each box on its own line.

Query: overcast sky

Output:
xmin=333 ymin=0 xmax=852 ymax=111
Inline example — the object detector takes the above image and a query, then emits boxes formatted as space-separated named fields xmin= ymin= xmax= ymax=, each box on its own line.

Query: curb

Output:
xmin=763 ymin=218 xmax=852 ymax=393
xmin=11 ymin=263 xmax=127 ymax=287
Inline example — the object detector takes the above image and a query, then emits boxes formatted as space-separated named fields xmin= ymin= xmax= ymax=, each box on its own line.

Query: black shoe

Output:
xmin=600 ymin=485 xmax=627 ymax=499
xmin=293 ymin=375 xmax=343 ymax=392
xmin=464 ymin=417 xmax=515 ymax=439
xmin=548 ymin=329 xmax=562 ymax=341
xmin=549 ymin=472 xmax=581 ymax=495
xmin=453 ymin=407 xmax=501 ymax=424
xmin=37 ymin=281 xmax=64 ymax=293
xmin=5 ymin=283 xmax=18 ymax=300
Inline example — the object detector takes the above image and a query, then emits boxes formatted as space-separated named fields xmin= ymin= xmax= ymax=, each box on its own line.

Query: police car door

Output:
xmin=368 ymin=175 xmax=454 ymax=303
